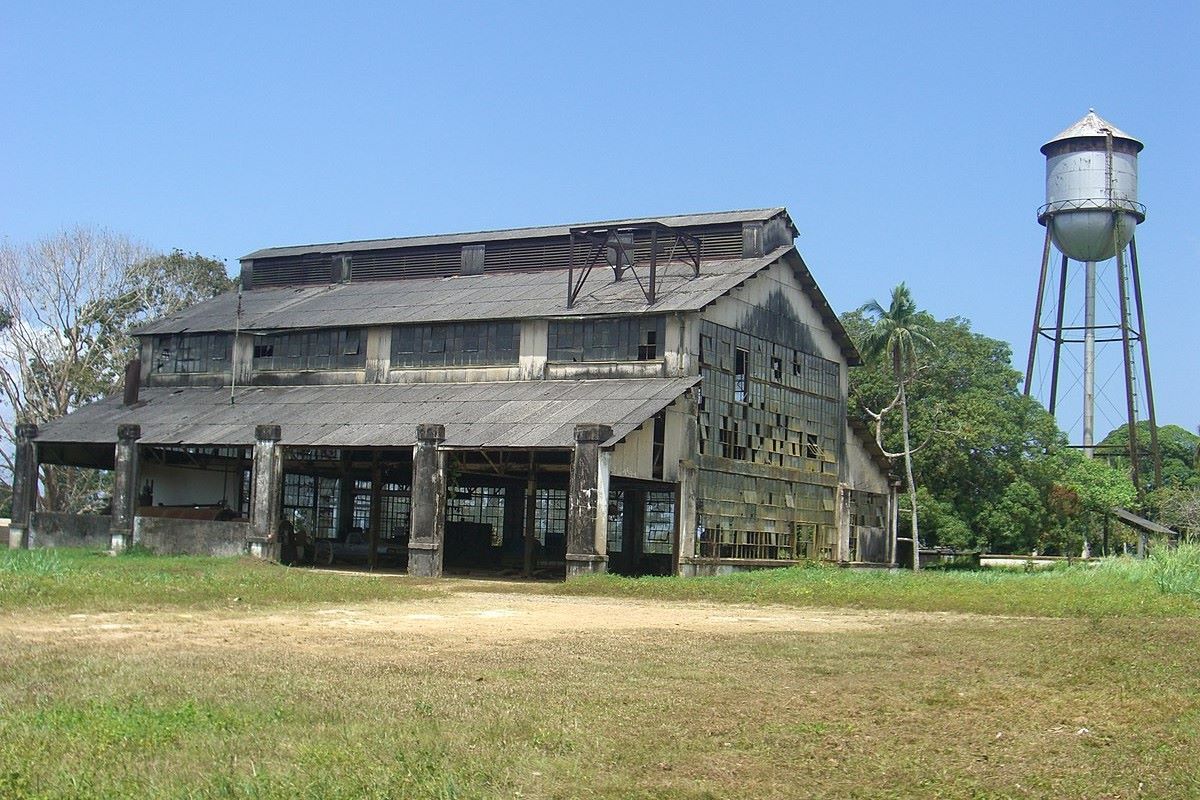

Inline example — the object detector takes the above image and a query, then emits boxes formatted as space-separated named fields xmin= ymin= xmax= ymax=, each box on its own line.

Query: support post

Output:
xmin=566 ymin=423 xmax=611 ymax=578
xmin=523 ymin=454 xmax=537 ymax=578
xmin=1024 ymin=226 xmax=1055 ymax=396
xmin=1047 ymin=254 xmax=1069 ymax=414
xmin=675 ymin=460 xmax=699 ymax=576
xmin=408 ymin=423 xmax=446 ymax=577
xmin=836 ymin=484 xmax=853 ymax=563
xmin=888 ymin=479 xmax=902 ymax=567
xmin=250 ymin=424 xmax=283 ymax=560
xmin=109 ymin=424 xmax=141 ymax=552
xmin=368 ymin=457 xmax=382 ymax=570
xmin=1115 ymin=244 xmax=1142 ymax=493
xmin=1128 ymin=239 xmax=1162 ymax=488
xmin=9 ymin=423 xmax=38 ymax=549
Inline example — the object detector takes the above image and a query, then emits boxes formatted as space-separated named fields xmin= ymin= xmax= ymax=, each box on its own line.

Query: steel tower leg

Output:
xmin=1129 ymin=237 xmax=1163 ymax=488
xmin=1024 ymin=226 xmax=1055 ymax=397
xmin=1047 ymin=254 xmax=1069 ymax=415
xmin=1115 ymin=241 xmax=1142 ymax=494
xmin=1083 ymin=260 xmax=1096 ymax=458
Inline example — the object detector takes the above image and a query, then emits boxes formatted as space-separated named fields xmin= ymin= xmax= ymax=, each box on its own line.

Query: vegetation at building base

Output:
xmin=557 ymin=544 xmax=1200 ymax=618
xmin=0 ymin=229 xmax=234 ymax=514
xmin=841 ymin=293 xmax=1161 ymax=556
xmin=2 ymin=552 xmax=1200 ymax=799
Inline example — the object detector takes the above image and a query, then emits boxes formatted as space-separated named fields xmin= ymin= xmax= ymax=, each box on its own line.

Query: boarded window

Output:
xmin=547 ymin=316 xmax=665 ymax=362
xmin=253 ymin=329 xmax=367 ymax=372
xmin=391 ymin=321 xmax=519 ymax=367
xmin=153 ymin=333 xmax=232 ymax=374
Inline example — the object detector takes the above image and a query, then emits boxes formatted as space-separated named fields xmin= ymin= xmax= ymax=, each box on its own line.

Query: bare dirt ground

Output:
xmin=0 ymin=582 xmax=947 ymax=657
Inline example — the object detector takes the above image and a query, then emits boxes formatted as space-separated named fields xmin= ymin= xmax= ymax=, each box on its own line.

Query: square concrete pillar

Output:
xmin=408 ymin=423 xmax=446 ymax=577
xmin=250 ymin=424 xmax=283 ymax=560
xmin=566 ymin=423 xmax=612 ymax=578
xmin=675 ymin=460 xmax=699 ymax=575
xmin=109 ymin=424 xmax=141 ymax=552
xmin=9 ymin=423 xmax=38 ymax=549
xmin=836 ymin=484 xmax=852 ymax=563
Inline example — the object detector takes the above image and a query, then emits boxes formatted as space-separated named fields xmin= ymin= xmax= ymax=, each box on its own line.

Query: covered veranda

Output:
xmin=15 ymin=378 xmax=699 ymax=579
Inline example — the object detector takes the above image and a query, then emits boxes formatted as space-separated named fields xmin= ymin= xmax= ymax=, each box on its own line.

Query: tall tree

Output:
xmin=1097 ymin=422 xmax=1199 ymax=491
xmin=0 ymin=229 xmax=232 ymax=512
xmin=858 ymin=283 xmax=934 ymax=570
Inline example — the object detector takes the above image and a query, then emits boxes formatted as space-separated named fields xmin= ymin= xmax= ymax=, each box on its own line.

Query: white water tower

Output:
xmin=1024 ymin=110 xmax=1161 ymax=489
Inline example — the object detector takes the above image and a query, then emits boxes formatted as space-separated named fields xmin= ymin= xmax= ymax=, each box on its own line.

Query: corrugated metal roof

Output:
xmin=1111 ymin=507 xmax=1175 ymax=537
xmin=34 ymin=377 xmax=700 ymax=450
xmin=135 ymin=251 xmax=782 ymax=335
xmin=242 ymin=208 xmax=791 ymax=260
xmin=1041 ymin=109 xmax=1143 ymax=153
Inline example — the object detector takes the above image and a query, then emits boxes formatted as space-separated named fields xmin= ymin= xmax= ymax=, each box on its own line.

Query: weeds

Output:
xmin=1148 ymin=541 xmax=1200 ymax=599
xmin=0 ymin=548 xmax=68 ymax=576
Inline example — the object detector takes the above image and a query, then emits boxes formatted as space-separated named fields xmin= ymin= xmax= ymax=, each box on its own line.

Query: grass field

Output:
xmin=2 ymin=548 xmax=1199 ymax=799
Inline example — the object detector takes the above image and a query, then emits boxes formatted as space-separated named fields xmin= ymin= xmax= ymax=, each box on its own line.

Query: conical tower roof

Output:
xmin=1041 ymin=109 xmax=1143 ymax=154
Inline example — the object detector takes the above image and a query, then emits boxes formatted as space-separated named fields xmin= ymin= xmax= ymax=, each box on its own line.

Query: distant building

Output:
xmin=15 ymin=208 xmax=896 ymax=576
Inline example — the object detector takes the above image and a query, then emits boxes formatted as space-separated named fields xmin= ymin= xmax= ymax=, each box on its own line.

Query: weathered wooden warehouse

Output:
xmin=12 ymin=208 xmax=897 ymax=577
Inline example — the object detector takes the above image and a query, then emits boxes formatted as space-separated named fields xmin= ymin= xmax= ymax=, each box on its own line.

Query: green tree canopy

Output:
xmin=1098 ymin=422 xmax=1199 ymax=490
xmin=842 ymin=309 xmax=1135 ymax=555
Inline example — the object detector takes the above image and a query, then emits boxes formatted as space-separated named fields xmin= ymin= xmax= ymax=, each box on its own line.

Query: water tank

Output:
xmin=1039 ymin=110 xmax=1145 ymax=262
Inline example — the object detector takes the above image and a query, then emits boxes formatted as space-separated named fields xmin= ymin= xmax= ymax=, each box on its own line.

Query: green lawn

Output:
xmin=550 ymin=551 xmax=1200 ymax=618
xmin=2 ymin=548 xmax=1199 ymax=799
xmin=0 ymin=548 xmax=440 ymax=613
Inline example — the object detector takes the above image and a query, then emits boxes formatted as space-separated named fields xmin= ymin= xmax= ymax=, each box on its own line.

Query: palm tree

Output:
xmin=860 ymin=283 xmax=934 ymax=571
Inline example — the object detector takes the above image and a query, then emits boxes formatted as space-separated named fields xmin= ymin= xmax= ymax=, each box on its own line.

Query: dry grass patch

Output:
xmin=2 ymin=588 xmax=1199 ymax=799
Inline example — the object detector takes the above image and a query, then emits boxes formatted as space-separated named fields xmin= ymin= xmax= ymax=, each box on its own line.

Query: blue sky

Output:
xmin=2 ymin=1 xmax=1196 ymax=438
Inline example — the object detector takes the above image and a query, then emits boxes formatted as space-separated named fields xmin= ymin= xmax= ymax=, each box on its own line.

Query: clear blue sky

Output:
xmin=2 ymin=1 xmax=1196 ymax=439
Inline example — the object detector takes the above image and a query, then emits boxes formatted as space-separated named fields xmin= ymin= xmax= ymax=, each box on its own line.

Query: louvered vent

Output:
xmin=352 ymin=247 xmax=462 ymax=281
xmin=694 ymin=227 xmax=744 ymax=259
xmin=484 ymin=239 xmax=575 ymax=273
xmin=252 ymin=254 xmax=331 ymax=287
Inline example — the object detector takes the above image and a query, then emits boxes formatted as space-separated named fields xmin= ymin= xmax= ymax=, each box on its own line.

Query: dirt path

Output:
xmin=1 ymin=586 xmax=960 ymax=657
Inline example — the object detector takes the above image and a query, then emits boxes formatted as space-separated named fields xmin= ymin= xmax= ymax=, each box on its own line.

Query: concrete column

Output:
xmin=109 ymin=424 xmax=142 ymax=552
xmin=232 ymin=333 xmax=255 ymax=389
xmin=566 ymin=423 xmax=612 ymax=578
xmin=250 ymin=424 xmax=283 ymax=560
xmin=518 ymin=319 xmax=548 ymax=381
xmin=408 ymin=423 xmax=446 ymax=577
xmin=365 ymin=325 xmax=392 ymax=384
xmin=675 ymin=460 xmax=699 ymax=575
xmin=836 ymin=484 xmax=852 ymax=563
xmin=888 ymin=479 xmax=901 ymax=567
xmin=9 ymin=423 xmax=38 ymax=549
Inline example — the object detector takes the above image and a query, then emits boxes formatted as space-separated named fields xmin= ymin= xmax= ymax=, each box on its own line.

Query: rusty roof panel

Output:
xmin=134 ymin=252 xmax=782 ymax=336
xmin=35 ymin=378 xmax=699 ymax=451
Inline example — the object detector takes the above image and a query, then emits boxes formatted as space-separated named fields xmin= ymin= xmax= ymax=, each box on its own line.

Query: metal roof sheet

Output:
xmin=34 ymin=377 xmax=700 ymax=451
xmin=1111 ymin=507 xmax=1175 ymax=537
xmin=1041 ymin=109 xmax=1143 ymax=153
xmin=134 ymin=251 xmax=782 ymax=335
xmin=242 ymin=208 xmax=791 ymax=260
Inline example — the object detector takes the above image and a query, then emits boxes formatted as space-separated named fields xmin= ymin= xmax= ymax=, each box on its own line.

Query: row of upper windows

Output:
xmin=151 ymin=317 xmax=666 ymax=374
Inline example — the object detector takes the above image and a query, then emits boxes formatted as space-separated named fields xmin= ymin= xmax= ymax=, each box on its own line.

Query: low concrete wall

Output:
xmin=134 ymin=516 xmax=252 ymax=557
xmin=981 ymin=554 xmax=1098 ymax=569
xmin=29 ymin=512 xmax=112 ymax=549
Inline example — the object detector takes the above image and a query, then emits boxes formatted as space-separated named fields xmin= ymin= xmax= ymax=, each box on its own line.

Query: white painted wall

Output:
xmin=141 ymin=463 xmax=243 ymax=509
